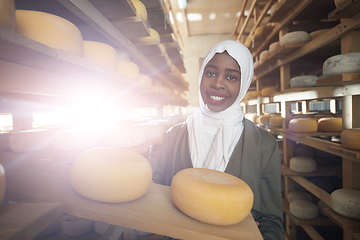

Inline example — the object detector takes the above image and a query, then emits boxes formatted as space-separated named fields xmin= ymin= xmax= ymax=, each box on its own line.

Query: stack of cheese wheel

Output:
xmin=330 ymin=189 xmax=360 ymax=220
xmin=288 ymin=118 xmax=318 ymax=133
xmin=102 ymin=125 xmax=147 ymax=149
xmin=290 ymin=75 xmax=318 ymax=88
xmin=290 ymin=156 xmax=317 ymax=173
xmin=269 ymin=115 xmax=283 ymax=128
xmin=117 ymin=61 xmax=140 ymax=81
xmin=9 ymin=129 xmax=56 ymax=152
xmin=261 ymin=87 xmax=278 ymax=97
xmin=340 ymin=128 xmax=360 ymax=150
xmin=71 ymin=147 xmax=152 ymax=203
xmin=269 ymin=41 xmax=281 ymax=55
xmin=317 ymin=117 xmax=342 ymax=132
xmin=133 ymin=28 xmax=160 ymax=43
xmin=288 ymin=191 xmax=313 ymax=203
xmin=15 ymin=10 xmax=84 ymax=56
xmin=0 ymin=0 xmax=15 ymax=31
xmin=323 ymin=52 xmax=360 ymax=77
xmin=83 ymin=41 xmax=118 ymax=71
xmin=171 ymin=168 xmax=254 ymax=226
xmin=132 ymin=0 xmax=148 ymax=22
xmin=309 ymin=29 xmax=329 ymax=40
xmin=290 ymin=200 xmax=318 ymax=220
xmin=280 ymin=31 xmax=310 ymax=47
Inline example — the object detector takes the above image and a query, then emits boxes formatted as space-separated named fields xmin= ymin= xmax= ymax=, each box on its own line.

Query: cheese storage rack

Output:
xmin=235 ymin=0 xmax=360 ymax=239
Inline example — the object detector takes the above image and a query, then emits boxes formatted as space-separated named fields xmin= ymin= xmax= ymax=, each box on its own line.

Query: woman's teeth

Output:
xmin=210 ymin=95 xmax=225 ymax=101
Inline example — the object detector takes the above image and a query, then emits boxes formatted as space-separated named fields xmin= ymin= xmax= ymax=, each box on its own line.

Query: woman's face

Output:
xmin=200 ymin=52 xmax=241 ymax=112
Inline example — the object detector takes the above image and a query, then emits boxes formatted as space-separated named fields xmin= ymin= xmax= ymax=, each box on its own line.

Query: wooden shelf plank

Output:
xmin=323 ymin=208 xmax=360 ymax=230
xmin=301 ymin=225 xmax=325 ymax=240
xmin=282 ymin=198 xmax=336 ymax=226
xmin=267 ymin=0 xmax=299 ymax=23
xmin=328 ymin=0 xmax=360 ymax=20
xmin=281 ymin=165 xmax=342 ymax=177
xmin=0 ymin=157 xmax=263 ymax=240
xmin=89 ymin=0 xmax=137 ymax=19
xmin=0 ymin=202 xmax=62 ymax=240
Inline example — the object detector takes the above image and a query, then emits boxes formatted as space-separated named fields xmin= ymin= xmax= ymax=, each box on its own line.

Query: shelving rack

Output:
xmin=235 ymin=0 xmax=360 ymax=239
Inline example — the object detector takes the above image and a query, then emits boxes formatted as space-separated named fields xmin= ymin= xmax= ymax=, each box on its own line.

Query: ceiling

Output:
xmin=167 ymin=0 xmax=269 ymax=37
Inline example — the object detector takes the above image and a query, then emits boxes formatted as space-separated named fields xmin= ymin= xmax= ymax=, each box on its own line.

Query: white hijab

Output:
xmin=186 ymin=40 xmax=254 ymax=171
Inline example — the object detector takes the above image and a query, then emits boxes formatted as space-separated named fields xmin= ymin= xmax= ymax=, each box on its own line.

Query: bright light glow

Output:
xmin=244 ymin=10 xmax=249 ymax=16
xmin=187 ymin=13 xmax=202 ymax=21
xmin=176 ymin=12 xmax=184 ymax=22
xmin=209 ymin=13 xmax=216 ymax=20
xmin=177 ymin=0 xmax=187 ymax=9
xmin=169 ymin=11 xmax=174 ymax=24
xmin=0 ymin=114 xmax=13 ymax=131
xmin=223 ymin=12 xmax=230 ymax=18
xmin=236 ymin=11 xmax=241 ymax=18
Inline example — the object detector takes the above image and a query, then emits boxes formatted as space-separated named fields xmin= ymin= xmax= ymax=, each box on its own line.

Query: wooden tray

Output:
xmin=0 ymin=156 xmax=263 ymax=240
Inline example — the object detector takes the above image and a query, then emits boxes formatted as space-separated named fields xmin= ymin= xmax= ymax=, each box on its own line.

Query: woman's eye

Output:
xmin=206 ymin=71 xmax=216 ymax=77
xmin=227 ymin=75 xmax=238 ymax=81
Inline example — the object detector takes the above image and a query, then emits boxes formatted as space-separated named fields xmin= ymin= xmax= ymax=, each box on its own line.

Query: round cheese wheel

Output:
xmin=269 ymin=115 xmax=283 ymax=128
xmin=288 ymin=191 xmax=313 ymax=203
xmin=134 ymin=28 xmax=160 ymax=43
xmin=254 ymin=26 xmax=266 ymax=36
xmin=61 ymin=216 xmax=94 ymax=237
xmin=323 ymin=52 xmax=360 ymax=77
xmin=309 ymin=29 xmax=329 ymax=40
xmin=340 ymin=128 xmax=360 ymax=150
xmin=83 ymin=41 xmax=118 ymax=71
xmin=9 ymin=129 xmax=56 ymax=152
xmin=290 ymin=75 xmax=318 ymax=88
xmin=15 ymin=10 xmax=84 ymax=56
xmin=288 ymin=118 xmax=318 ymax=133
xmin=52 ymin=129 xmax=100 ymax=151
xmin=117 ymin=61 xmax=140 ymax=81
xmin=269 ymin=41 xmax=281 ymax=55
xmin=71 ymin=148 xmax=152 ymax=203
xmin=0 ymin=0 xmax=15 ymax=31
xmin=249 ymin=90 xmax=260 ymax=99
xmin=331 ymin=189 xmax=360 ymax=220
xmin=318 ymin=117 xmax=342 ymax=132
xmin=258 ymin=115 xmax=271 ymax=126
xmin=334 ymin=0 xmax=348 ymax=8
xmin=290 ymin=157 xmax=317 ymax=173
xmin=0 ymin=163 xmax=5 ymax=203
xmin=171 ymin=168 xmax=254 ymax=226
xmin=138 ymin=74 xmax=152 ymax=88
xmin=259 ymin=50 xmax=271 ymax=63
xmin=132 ymin=0 xmax=148 ymax=22
xmin=261 ymin=87 xmax=278 ymax=96
xmin=269 ymin=2 xmax=281 ymax=15
xmin=290 ymin=200 xmax=318 ymax=220
xmin=280 ymin=31 xmax=310 ymax=46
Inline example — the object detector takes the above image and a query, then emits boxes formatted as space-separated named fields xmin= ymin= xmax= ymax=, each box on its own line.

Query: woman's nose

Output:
xmin=211 ymin=75 xmax=225 ymax=89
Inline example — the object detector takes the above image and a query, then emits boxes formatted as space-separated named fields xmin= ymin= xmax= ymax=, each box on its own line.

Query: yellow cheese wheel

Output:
xmin=269 ymin=115 xmax=283 ymax=128
xmin=0 ymin=0 xmax=15 ymax=31
xmin=134 ymin=28 xmax=160 ymax=43
xmin=289 ymin=118 xmax=318 ymax=133
xmin=15 ymin=10 xmax=84 ymax=56
xmin=83 ymin=41 xmax=118 ymax=71
xmin=71 ymin=147 xmax=152 ymax=203
xmin=117 ymin=61 xmax=140 ymax=81
xmin=261 ymin=87 xmax=278 ymax=97
xmin=138 ymin=74 xmax=152 ymax=88
xmin=171 ymin=168 xmax=254 ymax=226
xmin=259 ymin=50 xmax=270 ymax=63
xmin=269 ymin=41 xmax=281 ymax=55
xmin=258 ymin=115 xmax=271 ymax=126
xmin=0 ymin=163 xmax=5 ymax=203
xmin=318 ymin=117 xmax=342 ymax=132
xmin=132 ymin=0 xmax=148 ymax=22
xmin=340 ymin=128 xmax=360 ymax=150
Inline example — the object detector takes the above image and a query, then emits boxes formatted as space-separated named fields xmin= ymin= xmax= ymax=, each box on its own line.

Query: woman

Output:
xmin=153 ymin=40 xmax=284 ymax=240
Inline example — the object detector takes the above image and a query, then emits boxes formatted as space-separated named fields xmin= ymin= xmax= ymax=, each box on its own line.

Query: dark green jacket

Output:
xmin=153 ymin=119 xmax=284 ymax=240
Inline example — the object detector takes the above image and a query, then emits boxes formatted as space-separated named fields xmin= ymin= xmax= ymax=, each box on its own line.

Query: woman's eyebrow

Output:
xmin=226 ymin=68 xmax=241 ymax=74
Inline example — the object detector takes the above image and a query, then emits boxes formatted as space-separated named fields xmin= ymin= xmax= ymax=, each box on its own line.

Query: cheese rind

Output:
xmin=171 ymin=168 xmax=254 ymax=226
xmin=269 ymin=115 xmax=283 ymax=128
xmin=15 ymin=10 xmax=84 ymax=56
xmin=340 ymin=128 xmax=360 ymax=150
xmin=280 ymin=31 xmax=310 ymax=46
xmin=117 ymin=61 xmax=140 ymax=81
xmin=288 ymin=118 xmax=318 ymax=133
xmin=133 ymin=28 xmax=160 ymax=43
xmin=132 ymin=0 xmax=148 ymax=22
xmin=70 ymin=148 xmax=152 ymax=203
xmin=323 ymin=52 xmax=360 ymax=77
xmin=269 ymin=41 xmax=281 ymax=55
xmin=290 ymin=200 xmax=318 ymax=220
xmin=290 ymin=75 xmax=318 ymax=88
xmin=318 ymin=117 xmax=342 ymax=132
xmin=288 ymin=191 xmax=313 ymax=203
xmin=83 ymin=41 xmax=118 ymax=71
xmin=330 ymin=189 xmax=360 ymax=220
xmin=290 ymin=157 xmax=317 ymax=173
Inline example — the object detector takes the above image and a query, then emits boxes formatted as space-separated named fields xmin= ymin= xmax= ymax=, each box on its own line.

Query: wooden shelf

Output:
xmin=328 ymin=0 xmax=360 ymax=20
xmin=0 ymin=157 xmax=263 ymax=240
xmin=0 ymin=202 xmax=62 ymax=240
xmin=281 ymin=165 xmax=342 ymax=178
xmin=322 ymin=208 xmax=360 ymax=231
